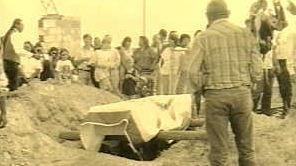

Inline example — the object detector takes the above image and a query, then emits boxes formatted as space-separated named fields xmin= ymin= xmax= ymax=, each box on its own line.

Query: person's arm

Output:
xmin=250 ymin=37 xmax=263 ymax=84
xmin=132 ymin=50 xmax=141 ymax=71
xmin=187 ymin=37 xmax=205 ymax=93
xmin=111 ymin=49 xmax=121 ymax=69
xmin=89 ymin=51 xmax=98 ymax=67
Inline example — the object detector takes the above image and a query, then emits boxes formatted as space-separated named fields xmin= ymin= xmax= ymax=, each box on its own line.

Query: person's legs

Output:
xmin=192 ymin=91 xmax=202 ymax=119
xmin=90 ymin=66 xmax=99 ymax=88
xmin=261 ymin=69 xmax=274 ymax=115
xmin=160 ymin=75 xmax=169 ymax=95
xmin=291 ymin=73 xmax=296 ymax=108
xmin=277 ymin=60 xmax=292 ymax=116
xmin=0 ymin=96 xmax=7 ymax=128
xmin=252 ymin=78 xmax=263 ymax=112
xmin=3 ymin=60 xmax=19 ymax=91
xmin=204 ymin=90 xmax=230 ymax=166
xmin=230 ymin=88 xmax=256 ymax=166
xmin=110 ymin=69 xmax=120 ymax=95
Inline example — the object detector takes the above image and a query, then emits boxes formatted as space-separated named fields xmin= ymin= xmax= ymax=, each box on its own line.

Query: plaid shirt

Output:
xmin=188 ymin=19 xmax=263 ymax=92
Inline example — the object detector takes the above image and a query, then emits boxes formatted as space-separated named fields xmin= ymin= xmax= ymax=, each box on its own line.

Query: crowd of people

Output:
xmin=0 ymin=18 xmax=202 ymax=127
xmin=0 ymin=20 xmax=201 ymax=98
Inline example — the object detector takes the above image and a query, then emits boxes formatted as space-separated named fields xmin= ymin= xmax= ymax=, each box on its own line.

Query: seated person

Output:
xmin=122 ymin=70 xmax=137 ymax=97
xmin=40 ymin=47 xmax=58 ymax=81
xmin=19 ymin=49 xmax=42 ymax=84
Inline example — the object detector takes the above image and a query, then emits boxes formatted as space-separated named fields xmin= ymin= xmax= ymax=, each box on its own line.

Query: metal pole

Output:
xmin=143 ymin=0 xmax=146 ymax=36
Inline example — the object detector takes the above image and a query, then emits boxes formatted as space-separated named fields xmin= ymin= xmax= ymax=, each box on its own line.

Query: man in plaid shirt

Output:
xmin=188 ymin=0 xmax=263 ymax=165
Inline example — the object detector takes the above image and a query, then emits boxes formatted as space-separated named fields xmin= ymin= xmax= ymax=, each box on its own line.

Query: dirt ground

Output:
xmin=0 ymin=81 xmax=295 ymax=166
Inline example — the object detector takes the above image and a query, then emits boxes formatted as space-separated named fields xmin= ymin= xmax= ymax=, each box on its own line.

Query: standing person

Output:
xmin=118 ymin=37 xmax=134 ymax=92
xmin=176 ymin=34 xmax=191 ymax=94
xmin=188 ymin=0 xmax=262 ymax=165
xmin=159 ymin=33 xmax=181 ymax=95
xmin=151 ymin=34 xmax=164 ymax=95
xmin=0 ymin=37 xmax=8 ymax=128
xmin=2 ymin=19 xmax=24 ymax=91
xmin=133 ymin=36 xmax=159 ymax=96
xmin=75 ymin=34 xmax=94 ymax=85
xmin=90 ymin=36 xmax=121 ymax=94
xmin=274 ymin=26 xmax=296 ymax=118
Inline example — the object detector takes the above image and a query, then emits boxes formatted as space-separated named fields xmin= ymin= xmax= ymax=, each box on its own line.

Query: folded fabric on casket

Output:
xmin=84 ymin=94 xmax=193 ymax=144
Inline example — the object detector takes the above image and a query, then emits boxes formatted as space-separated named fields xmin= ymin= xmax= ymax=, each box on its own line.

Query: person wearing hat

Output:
xmin=187 ymin=0 xmax=262 ymax=165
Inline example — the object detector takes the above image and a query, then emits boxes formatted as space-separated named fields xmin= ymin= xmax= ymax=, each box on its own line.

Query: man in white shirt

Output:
xmin=75 ymin=34 xmax=94 ymax=85
xmin=274 ymin=26 xmax=296 ymax=118
xmin=2 ymin=18 xmax=24 ymax=91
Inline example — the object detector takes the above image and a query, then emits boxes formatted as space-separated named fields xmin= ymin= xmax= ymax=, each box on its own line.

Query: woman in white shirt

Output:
xmin=159 ymin=32 xmax=182 ymax=95
xmin=90 ymin=35 xmax=121 ymax=94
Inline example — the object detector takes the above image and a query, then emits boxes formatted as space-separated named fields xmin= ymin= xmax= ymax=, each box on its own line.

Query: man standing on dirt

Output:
xmin=188 ymin=0 xmax=263 ymax=165
xmin=2 ymin=19 xmax=24 ymax=91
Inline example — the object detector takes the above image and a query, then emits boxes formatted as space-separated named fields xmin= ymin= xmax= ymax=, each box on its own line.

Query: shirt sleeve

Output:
xmin=249 ymin=37 xmax=263 ymax=83
xmin=111 ymin=49 xmax=121 ymax=68
xmin=187 ymin=37 xmax=205 ymax=93
xmin=11 ymin=31 xmax=26 ymax=56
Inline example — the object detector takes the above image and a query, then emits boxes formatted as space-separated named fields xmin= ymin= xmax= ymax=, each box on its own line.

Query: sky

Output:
xmin=0 ymin=0 xmax=295 ymax=47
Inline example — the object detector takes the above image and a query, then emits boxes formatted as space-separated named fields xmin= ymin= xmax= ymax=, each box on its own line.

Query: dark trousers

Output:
xmin=192 ymin=91 xmax=202 ymax=118
xmin=276 ymin=59 xmax=292 ymax=110
xmin=261 ymin=69 xmax=274 ymax=112
xmin=3 ymin=60 xmax=20 ymax=91
xmin=205 ymin=86 xmax=256 ymax=166
xmin=90 ymin=66 xmax=100 ymax=88
xmin=253 ymin=69 xmax=274 ymax=112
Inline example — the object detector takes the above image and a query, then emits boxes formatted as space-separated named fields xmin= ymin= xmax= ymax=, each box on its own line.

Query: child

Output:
xmin=56 ymin=48 xmax=75 ymax=83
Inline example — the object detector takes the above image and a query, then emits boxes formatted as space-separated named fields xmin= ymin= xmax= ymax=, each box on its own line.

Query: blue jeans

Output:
xmin=204 ymin=86 xmax=256 ymax=166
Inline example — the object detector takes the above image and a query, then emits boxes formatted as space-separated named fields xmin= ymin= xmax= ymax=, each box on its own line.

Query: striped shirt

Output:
xmin=188 ymin=19 xmax=263 ymax=92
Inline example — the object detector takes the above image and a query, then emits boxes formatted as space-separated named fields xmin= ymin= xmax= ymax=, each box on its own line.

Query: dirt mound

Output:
xmin=156 ymin=111 xmax=296 ymax=166
xmin=0 ymin=81 xmax=154 ymax=166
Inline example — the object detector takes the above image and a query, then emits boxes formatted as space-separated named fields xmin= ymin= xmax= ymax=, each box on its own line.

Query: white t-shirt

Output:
xmin=56 ymin=60 xmax=74 ymax=79
xmin=20 ymin=55 xmax=42 ymax=78
xmin=56 ymin=60 xmax=74 ymax=72
xmin=90 ymin=49 xmax=120 ymax=80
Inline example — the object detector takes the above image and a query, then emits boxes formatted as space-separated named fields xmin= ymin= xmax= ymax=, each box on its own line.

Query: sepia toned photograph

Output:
xmin=0 ymin=0 xmax=296 ymax=165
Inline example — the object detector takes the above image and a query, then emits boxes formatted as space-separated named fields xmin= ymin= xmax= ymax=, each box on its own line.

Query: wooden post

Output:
xmin=143 ymin=0 xmax=146 ymax=36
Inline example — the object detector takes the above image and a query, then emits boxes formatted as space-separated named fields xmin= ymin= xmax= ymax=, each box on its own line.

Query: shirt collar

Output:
xmin=211 ymin=18 xmax=228 ymax=26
